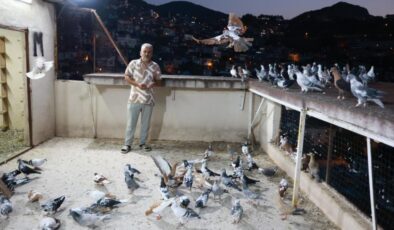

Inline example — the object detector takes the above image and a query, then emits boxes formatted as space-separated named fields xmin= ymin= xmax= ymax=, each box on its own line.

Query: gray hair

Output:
xmin=141 ymin=43 xmax=153 ymax=50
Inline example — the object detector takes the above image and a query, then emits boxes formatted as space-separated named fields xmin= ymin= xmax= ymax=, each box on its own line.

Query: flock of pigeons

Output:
xmin=230 ymin=62 xmax=385 ymax=108
xmin=0 ymin=142 xmax=305 ymax=229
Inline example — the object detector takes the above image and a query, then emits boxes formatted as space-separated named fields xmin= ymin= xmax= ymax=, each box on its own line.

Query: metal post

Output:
xmin=292 ymin=108 xmax=307 ymax=207
xmin=325 ymin=125 xmax=335 ymax=183
xmin=248 ymin=92 xmax=254 ymax=139
xmin=367 ymin=137 xmax=377 ymax=230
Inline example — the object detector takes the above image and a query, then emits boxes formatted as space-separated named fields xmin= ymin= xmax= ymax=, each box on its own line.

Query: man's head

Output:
xmin=140 ymin=43 xmax=153 ymax=62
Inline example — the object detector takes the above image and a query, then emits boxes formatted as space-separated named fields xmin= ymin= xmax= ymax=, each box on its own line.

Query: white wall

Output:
xmin=0 ymin=0 xmax=56 ymax=145
xmin=55 ymin=80 xmax=252 ymax=142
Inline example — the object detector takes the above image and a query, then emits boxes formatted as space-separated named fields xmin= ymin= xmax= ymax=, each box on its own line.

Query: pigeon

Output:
xmin=41 ymin=196 xmax=65 ymax=215
xmin=241 ymin=142 xmax=251 ymax=155
xmin=204 ymin=144 xmax=214 ymax=159
xmin=183 ymin=165 xmax=193 ymax=191
xmin=231 ymin=199 xmax=243 ymax=224
xmin=2 ymin=172 xmax=32 ymax=191
xmin=241 ymin=179 xmax=260 ymax=200
xmin=124 ymin=164 xmax=141 ymax=176
xmin=211 ymin=180 xmax=228 ymax=200
xmin=230 ymin=65 xmax=238 ymax=78
xmin=359 ymin=65 xmax=375 ymax=86
xmin=93 ymin=173 xmax=111 ymax=185
xmin=246 ymin=153 xmax=260 ymax=171
xmin=17 ymin=159 xmax=41 ymax=176
xmin=307 ymin=153 xmax=320 ymax=182
xmin=231 ymin=155 xmax=241 ymax=170
xmin=190 ymin=13 xmax=253 ymax=52
xmin=255 ymin=65 xmax=268 ymax=81
xmin=201 ymin=159 xmax=220 ymax=178
xmin=279 ymin=135 xmax=294 ymax=155
xmin=294 ymin=68 xmax=323 ymax=93
xmin=151 ymin=156 xmax=183 ymax=192
xmin=96 ymin=197 xmax=128 ymax=209
xmin=171 ymin=198 xmax=200 ymax=224
xmin=317 ymin=64 xmax=331 ymax=86
xmin=22 ymin=158 xmax=47 ymax=169
xmin=241 ymin=174 xmax=259 ymax=185
xmin=179 ymin=195 xmax=191 ymax=208
xmin=276 ymin=78 xmax=295 ymax=89
xmin=28 ymin=190 xmax=43 ymax=202
xmin=69 ymin=208 xmax=110 ymax=228
xmin=0 ymin=195 xmax=12 ymax=218
xmin=159 ymin=177 xmax=170 ymax=200
xmin=258 ymin=167 xmax=278 ymax=177
xmin=287 ymin=65 xmax=295 ymax=80
xmin=347 ymin=74 xmax=384 ymax=108
xmin=279 ymin=178 xmax=289 ymax=198
xmin=124 ymin=171 xmax=139 ymax=193
xmin=39 ymin=217 xmax=61 ymax=230
xmin=26 ymin=57 xmax=54 ymax=80
xmin=330 ymin=66 xmax=350 ymax=100
xmin=220 ymin=169 xmax=241 ymax=191
xmin=195 ymin=189 xmax=212 ymax=208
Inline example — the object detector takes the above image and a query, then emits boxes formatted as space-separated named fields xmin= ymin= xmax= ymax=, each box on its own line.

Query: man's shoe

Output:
xmin=121 ymin=145 xmax=131 ymax=154
xmin=139 ymin=144 xmax=152 ymax=152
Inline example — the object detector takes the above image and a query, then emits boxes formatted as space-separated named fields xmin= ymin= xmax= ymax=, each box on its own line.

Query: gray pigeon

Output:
xmin=183 ymin=165 xmax=193 ymax=191
xmin=0 ymin=195 xmax=12 ymax=218
xmin=220 ymin=169 xmax=241 ymax=191
xmin=347 ymin=74 xmax=384 ymax=108
xmin=171 ymin=199 xmax=200 ymax=224
xmin=231 ymin=199 xmax=243 ymax=224
xmin=212 ymin=180 xmax=228 ymax=200
xmin=258 ymin=167 xmax=278 ymax=177
xmin=41 ymin=196 xmax=65 ymax=215
xmin=242 ymin=179 xmax=260 ymax=199
xmin=124 ymin=171 xmax=139 ymax=193
xmin=159 ymin=177 xmax=170 ymax=200
xmin=124 ymin=164 xmax=141 ymax=176
xmin=195 ymin=188 xmax=212 ymax=208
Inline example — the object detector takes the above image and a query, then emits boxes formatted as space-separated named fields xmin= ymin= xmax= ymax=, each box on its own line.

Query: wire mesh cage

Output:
xmin=278 ymin=105 xmax=394 ymax=229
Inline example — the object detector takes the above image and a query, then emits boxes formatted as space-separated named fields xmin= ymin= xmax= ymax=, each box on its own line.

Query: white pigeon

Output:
xmin=39 ymin=217 xmax=61 ymax=230
xmin=230 ymin=65 xmax=238 ymax=78
xmin=26 ymin=57 xmax=53 ymax=80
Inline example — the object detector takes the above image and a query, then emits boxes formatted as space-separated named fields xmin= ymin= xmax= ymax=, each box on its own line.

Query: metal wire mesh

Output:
xmin=278 ymin=105 xmax=394 ymax=229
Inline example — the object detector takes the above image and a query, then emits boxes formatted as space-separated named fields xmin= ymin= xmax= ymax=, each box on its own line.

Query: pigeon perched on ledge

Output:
xmin=347 ymin=74 xmax=384 ymax=108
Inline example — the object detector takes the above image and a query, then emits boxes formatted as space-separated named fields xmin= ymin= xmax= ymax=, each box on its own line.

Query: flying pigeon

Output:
xmin=189 ymin=13 xmax=253 ymax=52
xmin=26 ymin=57 xmax=54 ymax=80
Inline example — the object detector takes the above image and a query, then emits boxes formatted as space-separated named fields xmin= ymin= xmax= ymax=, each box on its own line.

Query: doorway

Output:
xmin=0 ymin=26 xmax=31 ymax=163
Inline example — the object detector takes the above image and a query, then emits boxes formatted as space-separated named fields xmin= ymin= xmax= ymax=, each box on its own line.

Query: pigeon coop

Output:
xmin=248 ymin=81 xmax=394 ymax=230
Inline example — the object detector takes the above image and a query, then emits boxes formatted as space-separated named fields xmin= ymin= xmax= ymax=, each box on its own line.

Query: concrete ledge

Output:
xmin=264 ymin=143 xmax=372 ymax=230
xmin=83 ymin=73 xmax=247 ymax=89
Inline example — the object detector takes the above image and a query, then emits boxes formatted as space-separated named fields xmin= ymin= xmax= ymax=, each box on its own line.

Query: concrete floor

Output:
xmin=0 ymin=138 xmax=338 ymax=230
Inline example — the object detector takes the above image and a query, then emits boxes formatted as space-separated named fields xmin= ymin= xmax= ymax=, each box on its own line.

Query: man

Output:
xmin=121 ymin=43 xmax=161 ymax=153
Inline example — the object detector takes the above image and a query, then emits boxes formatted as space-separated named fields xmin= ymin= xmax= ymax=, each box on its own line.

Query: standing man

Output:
xmin=121 ymin=43 xmax=162 ymax=153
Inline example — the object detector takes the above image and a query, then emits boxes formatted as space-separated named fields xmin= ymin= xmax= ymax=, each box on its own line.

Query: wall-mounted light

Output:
xmin=15 ymin=0 xmax=33 ymax=4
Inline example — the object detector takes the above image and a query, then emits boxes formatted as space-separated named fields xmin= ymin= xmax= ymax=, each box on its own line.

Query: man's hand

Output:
xmin=139 ymin=83 xmax=148 ymax=89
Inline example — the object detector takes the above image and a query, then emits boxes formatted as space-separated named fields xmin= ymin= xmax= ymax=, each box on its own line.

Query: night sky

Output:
xmin=145 ymin=0 xmax=394 ymax=19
